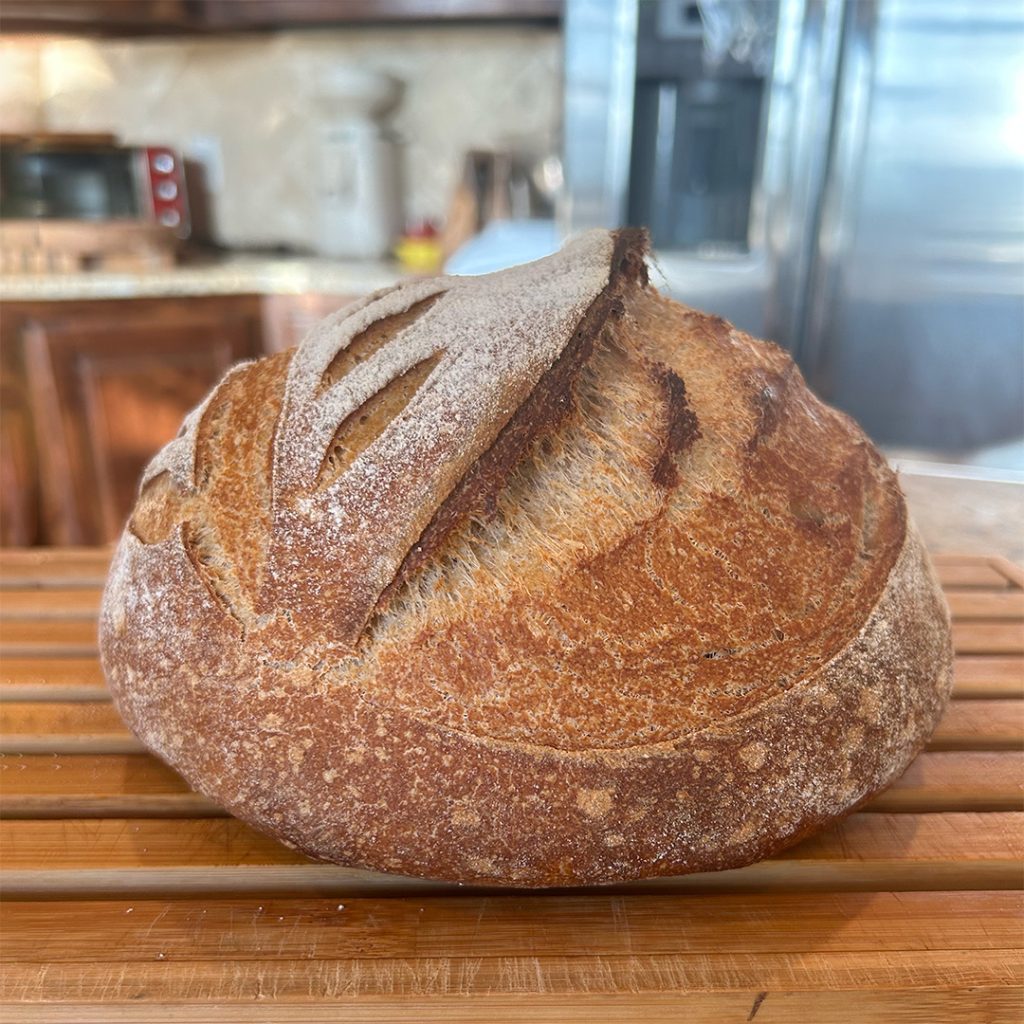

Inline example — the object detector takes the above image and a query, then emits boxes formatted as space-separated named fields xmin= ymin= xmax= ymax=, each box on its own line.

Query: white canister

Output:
xmin=311 ymin=67 xmax=402 ymax=260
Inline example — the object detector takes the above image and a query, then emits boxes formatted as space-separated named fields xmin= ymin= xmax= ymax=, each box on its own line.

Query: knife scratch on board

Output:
xmin=748 ymin=990 xmax=769 ymax=1020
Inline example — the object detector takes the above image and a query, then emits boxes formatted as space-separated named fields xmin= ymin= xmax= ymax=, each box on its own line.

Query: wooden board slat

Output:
xmin=3 ymin=751 xmax=1020 ymax=820
xmin=3 ymin=990 xmax=1023 ymax=1024
xmin=0 ymin=548 xmax=113 ymax=567
xmin=931 ymin=554 xmax=1005 ymax=563
xmin=991 ymin=556 xmax=1024 ymax=589
xmin=3 ymin=890 xmax=1018 ymax=962
xmin=934 ymin=561 xmax=1013 ymax=589
xmin=928 ymin=700 xmax=1024 ymax=751
xmin=0 ymin=659 xmax=108 ymax=702
xmin=1 ymin=813 xmax=1020 ymax=898
xmin=0 ymin=588 xmax=103 ymax=620
xmin=945 ymin=590 xmax=1024 ymax=620
xmin=1 ymin=893 xmax=1020 ymax=1013
xmin=0 ymin=549 xmax=112 ymax=589
xmin=0 ymin=754 xmax=219 ymax=818
xmin=953 ymin=656 xmax=1024 ymax=698
xmin=3 ymin=699 xmax=1015 ymax=757
xmin=0 ymin=702 xmax=141 ymax=754
xmin=951 ymin=621 xmax=1024 ymax=656
xmin=869 ymin=751 xmax=1024 ymax=812
xmin=1 ymin=962 xmax=1021 ymax=1023
xmin=0 ymin=620 xmax=98 ymax=657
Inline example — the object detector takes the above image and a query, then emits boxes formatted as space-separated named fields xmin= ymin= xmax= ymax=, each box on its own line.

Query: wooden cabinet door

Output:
xmin=15 ymin=297 xmax=263 ymax=545
xmin=260 ymin=293 xmax=355 ymax=353
xmin=0 ymin=1 xmax=195 ymax=32
xmin=0 ymin=366 xmax=38 ymax=547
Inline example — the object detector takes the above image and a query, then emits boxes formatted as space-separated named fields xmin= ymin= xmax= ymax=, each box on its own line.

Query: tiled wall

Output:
xmin=1 ymin=27 xmax=561 ymax=250
xmin=0 ymin=38 xmax=42 ymax=134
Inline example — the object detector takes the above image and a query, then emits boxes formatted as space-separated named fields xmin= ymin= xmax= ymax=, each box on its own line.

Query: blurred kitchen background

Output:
xmin=0 ymin=0 xmax=1021 ymax=556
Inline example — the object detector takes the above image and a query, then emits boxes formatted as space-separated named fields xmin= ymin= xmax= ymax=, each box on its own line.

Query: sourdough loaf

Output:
xmin=99 ymin=229 xmax=953 ymax=886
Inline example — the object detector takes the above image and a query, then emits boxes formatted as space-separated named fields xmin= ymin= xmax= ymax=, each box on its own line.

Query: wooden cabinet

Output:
xmin=0 ymin=0 xmax=197 ymax=33
xmin=0 ymin=362 xmax=38 ymax=547
xmin=197 ymin=0 xmax=561 ymax=28
xmin=1 ymin=296 xmax=263 ymax=546
xmin=0 ymin=0 xmax=561 ymax=33
xmin=260 ymin=292 xmax=354 ymax=353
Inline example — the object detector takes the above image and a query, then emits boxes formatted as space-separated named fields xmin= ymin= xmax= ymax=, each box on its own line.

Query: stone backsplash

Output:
xmin=0 ymin=26 xmax=561 ymax=250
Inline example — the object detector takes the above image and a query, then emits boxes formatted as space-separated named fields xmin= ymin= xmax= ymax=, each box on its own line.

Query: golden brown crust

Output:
xmin=99 ymin=230 xmax=953 ymax=887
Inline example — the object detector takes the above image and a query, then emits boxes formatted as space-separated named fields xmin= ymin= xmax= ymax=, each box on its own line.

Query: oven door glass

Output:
xmin=1 ymin=148 xmax=140 ymax=220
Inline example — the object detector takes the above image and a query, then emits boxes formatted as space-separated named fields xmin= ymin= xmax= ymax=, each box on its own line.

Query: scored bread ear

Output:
xmin=258 ymin=229 xmax=649 ymax=652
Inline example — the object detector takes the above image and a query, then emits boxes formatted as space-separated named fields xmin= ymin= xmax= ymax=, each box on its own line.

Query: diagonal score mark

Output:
xmin=316 ymin=352 xmax=445 ymax=493
xmin=319 ymin=293 xmax=444 ymax=394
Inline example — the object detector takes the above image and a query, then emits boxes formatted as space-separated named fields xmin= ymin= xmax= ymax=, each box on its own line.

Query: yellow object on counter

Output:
xmin=395 ymin=235 xmax=443 ymax=274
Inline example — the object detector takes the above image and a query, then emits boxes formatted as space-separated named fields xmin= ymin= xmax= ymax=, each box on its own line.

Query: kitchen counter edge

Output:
xmin=0 ymin=256 xmax=406 ymax=302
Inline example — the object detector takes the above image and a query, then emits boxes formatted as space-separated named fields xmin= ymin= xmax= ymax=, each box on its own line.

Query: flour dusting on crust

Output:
xmin=261 ymin=229 xmax=618 ymax=648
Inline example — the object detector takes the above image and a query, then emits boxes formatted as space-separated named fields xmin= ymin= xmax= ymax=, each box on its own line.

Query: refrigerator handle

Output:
xmin=763 ymin=0 xmax=849 ymax=351
xmin=797 ymin=0 xmax=880 ymax=391
xmin=562 ymin=0 xmax=639 ymax=235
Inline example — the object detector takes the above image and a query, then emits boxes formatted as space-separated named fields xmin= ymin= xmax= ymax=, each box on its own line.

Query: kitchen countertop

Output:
xmin=0 ymin=254 xmax=405 ymax=301
xmin=893 ymin=460 xmax=1024 ymax=565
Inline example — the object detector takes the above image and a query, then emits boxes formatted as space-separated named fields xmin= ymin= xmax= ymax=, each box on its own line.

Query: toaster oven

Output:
xmin=0 ymin=133 xmax=190 ymax=238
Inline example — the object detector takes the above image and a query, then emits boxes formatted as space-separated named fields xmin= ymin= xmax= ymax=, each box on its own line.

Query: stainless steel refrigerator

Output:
xmin=563 ymin=0 xmax=1024 ymax=451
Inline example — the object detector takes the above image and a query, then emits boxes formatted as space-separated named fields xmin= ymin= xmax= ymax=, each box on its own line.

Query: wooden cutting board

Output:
xmin=0 ymin=548 xmax=1021 ymax=1023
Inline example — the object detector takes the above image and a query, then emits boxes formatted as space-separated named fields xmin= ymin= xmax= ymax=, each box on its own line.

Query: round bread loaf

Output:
xmin=100 ymin=229 xmax=953 ymax=886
